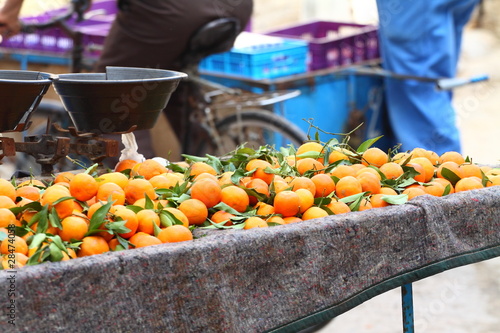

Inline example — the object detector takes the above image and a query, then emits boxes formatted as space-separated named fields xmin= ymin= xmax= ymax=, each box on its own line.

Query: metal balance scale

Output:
xmin=0 ymin=67 xmax=186 ymax=175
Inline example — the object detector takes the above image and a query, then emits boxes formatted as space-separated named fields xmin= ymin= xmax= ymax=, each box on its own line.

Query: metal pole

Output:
xmin=401 ymin=283 xmax=415 ymax=333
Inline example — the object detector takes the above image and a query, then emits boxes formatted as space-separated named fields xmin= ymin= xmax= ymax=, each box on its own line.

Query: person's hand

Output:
xmin=0 ymin=6 xmax=22 ymax=40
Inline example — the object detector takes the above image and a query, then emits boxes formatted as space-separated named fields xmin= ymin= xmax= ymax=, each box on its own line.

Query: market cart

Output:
xmin=1 ymin=186 xmax=499 ymax=332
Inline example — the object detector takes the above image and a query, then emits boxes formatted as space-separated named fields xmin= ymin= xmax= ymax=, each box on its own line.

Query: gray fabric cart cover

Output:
xmin=1 ymin=187 xmax=500 ymax=332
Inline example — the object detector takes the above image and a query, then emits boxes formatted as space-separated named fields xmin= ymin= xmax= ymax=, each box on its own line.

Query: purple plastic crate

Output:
xmin=266 ymin=21 xmax=380 ymax=71
xmin=0 ymin=0 xmax=116 ymax=56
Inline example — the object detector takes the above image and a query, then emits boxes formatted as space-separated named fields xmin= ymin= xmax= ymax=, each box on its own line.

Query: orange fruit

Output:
xmin=301 ymin=206 xmax=329 ymax=220
xmin=96 ymin=172 xmax=129 ymax=189
xmin=150 ymin=173 xmax=184 ymax=189
xmin=162 ymin=207 xmax=189 ymax=228
xmin=61 ymin=248 xmax=77 ymax=261
xmin=114 ymin=159 xmax=139 ymax=172
xmin=0 ymin=179 xmax=16 ymax=202
xmin=17 ymin=179 xmax=45 ymax=188
xmin=129 ymin=232 xmax=162 ymax=248
xmin=178 ymin=198 xmax=209 ymax=225
xmin=370 ymin=193 xmax=391 ymax=208
xmin=78 ymin=236 xmax=110 ymax=257
xmin=402 ymin=187 xmax=426 ymax=200
xmin=356 ymin=172 xmax=381 ymax=195
xmin=243 ymin=216 xmax=268 ymax=229
xmin=188 ymin=161 xmax=218 ymax=178
xmin=220 ymin=185 xmax=250 ymax=213
xmin=255 ymin=202 xmax=276 ymax=216
xmin=273 ymin=190 xmax=300 ymax=217
xmin=124 ymin=178 xmax=157 ymax=204
xmin=149 ymin=174 xmax=173 ymax=189
xmin=379 ymin=187 xmax=398 ymax=195
xmin=335 ymin=176 xmax=362 ymax=198
xmin=296 ymin=141 xmax=324 ymax=161
xmin=392 ymin=152 xmax=412 ymax=164
xmin=410 ymin=148 xmax=438 ymax=164
xmin=330 ymin=164 xmax=356 ymax=179
xmin=295 ymin=188 xmax=315 ymax=214
xmin=361 ymin=147 xmax=388 ymax=167
xmin=15 ymin=185 xmax=41 ymax=202
xmin=96 ymin=182 xmax=126 ymax=206
xmin=379 ymin=162 xmax=404 ymax=180
xmin=357 ymin=198 xmax=373 ymax=211
xmin=132 ymin=159 xmax=169 ymax=180
xmin=40 ymin=187 xmax=75 ymax=219
xmin=355 ymin=166 xmax=382 ymax=180
xmin=486 ymin=169 xmax=500 ymax=177
xmin=432 ymin=178 xmax=455 ymax=194
xmin=157 ymin=225 xmax=193 ymax=243
xmin=328 ymin=149 xmax=349 ymax=164
xmin=459 ymin=163 xmax=482 ymax=179
xmin=59 ymin=215 xmax=89 ymax=242
xmin=0 ymin=235 xmax=28 ymax=256
xmin=324 ymin=200 xmax=351 ymax=214
xmin=218 ymin=171 xmax=236 ymax=187
xmin=190 ymin=178 xmax=222 ymax=209
xmin=486 ymin=175 xmax=500 ymax=187
xmin=53 ymin=171 xmax=76 ymax=184
xmin=245 ymin=159 xmax=275 ymax=184
xmin=2 ymin=252 xmax=28 ymax=269
xmin=0 ymin=196 xmax=16 ymax=209
xmin=112 ymin=207 xmax=139 ymax=239
xmin=193 ymin=172 xmax=218 ymax=182
xmin=296 ymin=157 xmax=324 ymax=175
xmin=69 ymin=173 xmax=99 ymax=202
xmin=136 ymin=209 xmax=161 ymax=235
xmin=266 ymin=216 xmax=285 ymax=225
xmin=436 ymin=161 xmax=463 ymax=178
xmin=423 ymin=181 xmax=446 ymax=197
xmin=30 ymin=220 xmax=59 ymax=235
xmin=283 ymin=216 xmax=303 ymax=224
xmin=271 ymin=179 xmax=290 ymax=194
xmin=288 ymin=176 xmax=316 ymax=196
xmin=87 ymin=201 xmax=106 ymax=219
xmin=108 ymin=238 xmax=124 ymax=251
xmin=439 ymin=151 xmax=465 ymax=165
xmin=0 ymin=208 xmax=19 ymax=228
xmin=427 ymin=150 xmax=440 ymax=166
xmin=406 ymin=162 xmax=427 ymax=183
xmin=350 ymin=163 xmax=366 ymax=173
xmin=310 ymin=173 xmax=335 ymax=198
xmin=245 ymin=178 xmax=270 ymax=205
xmin=16 ymin=198 xmax=34 ymax=208
xmin=454 ymin=177 xmax=484 ymax=193
xmin=409 ymin=157 xmax=435 ymax=182
xmin=210 ymin=210 xmax=235 ymax=226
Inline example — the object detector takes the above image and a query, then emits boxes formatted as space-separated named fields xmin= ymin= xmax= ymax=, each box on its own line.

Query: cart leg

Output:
xmin=402 ymin=283 xmax=414 ymax=333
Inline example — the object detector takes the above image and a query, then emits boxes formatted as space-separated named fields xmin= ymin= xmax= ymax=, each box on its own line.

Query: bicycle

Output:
xmin=3 ymin=0 xmax=307 ymax=175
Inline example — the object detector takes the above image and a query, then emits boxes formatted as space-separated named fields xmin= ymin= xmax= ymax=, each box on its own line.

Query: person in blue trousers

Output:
xmin=375 ymin=0 xmax=480 ymax=155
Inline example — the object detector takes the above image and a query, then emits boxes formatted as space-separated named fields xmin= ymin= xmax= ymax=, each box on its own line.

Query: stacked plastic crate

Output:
xmin=266 ymin=20 xmax=379 ymax=71
xmin=201 ymin=21 xmax=388 ymax=148
xmin=0 ymin=0 xmax=116 ymax=66
xmin=199 ymin=32 xmax=309 ymax=80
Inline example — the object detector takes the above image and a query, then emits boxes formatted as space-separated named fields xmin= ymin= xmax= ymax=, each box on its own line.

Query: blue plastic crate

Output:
xmin=199 ymin=33 xmax=308 ymax=80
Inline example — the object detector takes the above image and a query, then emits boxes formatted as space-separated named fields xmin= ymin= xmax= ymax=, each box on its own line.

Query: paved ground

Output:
xmin=319 ymin=25 xmax=500 ymax=333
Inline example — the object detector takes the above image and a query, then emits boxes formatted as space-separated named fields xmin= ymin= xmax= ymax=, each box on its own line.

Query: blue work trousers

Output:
xmin=376 ymin=0 xmax=479 ymax=154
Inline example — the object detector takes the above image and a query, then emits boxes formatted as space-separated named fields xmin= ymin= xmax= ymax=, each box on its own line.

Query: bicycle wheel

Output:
xmin=198 ymin=109 xmax=307 ymax=157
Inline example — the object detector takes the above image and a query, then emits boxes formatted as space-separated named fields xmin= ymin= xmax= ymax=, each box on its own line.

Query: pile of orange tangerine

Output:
xmin=0 ymin=139 xmax=499 ymax=269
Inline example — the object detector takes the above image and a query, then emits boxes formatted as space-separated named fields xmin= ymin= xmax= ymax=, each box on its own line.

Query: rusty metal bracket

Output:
xmin=0 ymin=137 xmax=17 ymax=160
